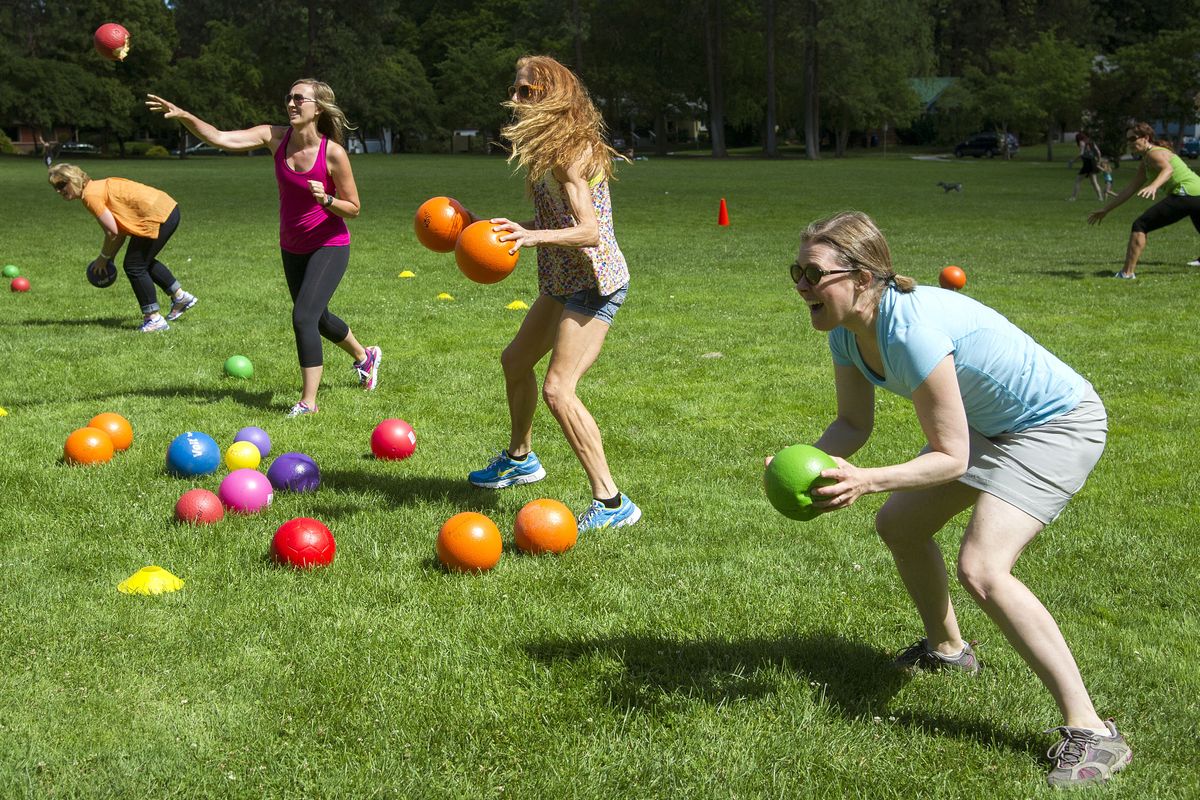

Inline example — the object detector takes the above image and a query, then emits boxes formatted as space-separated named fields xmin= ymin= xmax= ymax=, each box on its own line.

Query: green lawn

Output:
xmin=0 ymin=151 xmax=1196 ymax=798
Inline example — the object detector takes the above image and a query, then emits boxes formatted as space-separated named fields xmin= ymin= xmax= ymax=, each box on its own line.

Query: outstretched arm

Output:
xmin=145 ymin=94 xmax=278 ymax=153
xmin=1089 ymin=161 xmax=1147 ymax=224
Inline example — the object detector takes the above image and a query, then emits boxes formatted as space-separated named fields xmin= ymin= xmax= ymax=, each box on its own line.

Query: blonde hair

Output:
xmin=500 ymin=55 xmax=620 ymax=193
xmin=292 ymin=79 xmax=356 ymax=147
xmin=48 ymin=163 xmax=89 ymax=194
xmin=800 ymin=211 xmax=917 ymax=294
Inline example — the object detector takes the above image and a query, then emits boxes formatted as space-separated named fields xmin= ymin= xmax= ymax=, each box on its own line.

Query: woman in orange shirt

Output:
xmin=49 ymin=163 xmax=197 ymax=332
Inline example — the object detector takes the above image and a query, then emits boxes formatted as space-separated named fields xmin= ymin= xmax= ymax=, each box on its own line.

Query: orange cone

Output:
xmin=718 ymin=198 xmax=730 ymax=226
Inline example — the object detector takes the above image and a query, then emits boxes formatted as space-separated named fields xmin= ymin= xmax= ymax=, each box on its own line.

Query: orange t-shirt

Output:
xmin=81 ymin=178 xmax=177 ymax=238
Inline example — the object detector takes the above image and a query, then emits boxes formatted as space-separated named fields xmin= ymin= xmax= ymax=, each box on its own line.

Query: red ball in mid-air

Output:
xmin=939 ymin=265 xmax=967 ymax=290
xmin=94 ymin=22 xmax=130 ymax=61
xmin=175 ymin=488 xmax=225 ymax=525
xmin=414 ymin=196 xmax=468 ymax=253
xmin=272 ymin=517 xmax=336 ymax=568
xmin=436 ymin=512 xmax=502 ymax=573
xmin=454 ymin=220 xmax=519 ymax=284
xmin=370 ymin=418 xmax=416 ymax=460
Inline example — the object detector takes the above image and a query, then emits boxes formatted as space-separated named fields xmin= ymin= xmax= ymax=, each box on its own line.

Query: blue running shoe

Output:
xmin=576 ymin=494 xmax=642 ymax=532
xmin=468 ymin=450 xmax=547 ymax=489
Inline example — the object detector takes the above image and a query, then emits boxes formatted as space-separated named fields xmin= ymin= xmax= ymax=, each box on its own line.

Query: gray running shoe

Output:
xmin=166 ymin=291 xmax=197 ymax=321
xmin=1045 ymin=720 xmax=1132 ymax=788
xmin=892 ymin=638 xmax=981 ymax=675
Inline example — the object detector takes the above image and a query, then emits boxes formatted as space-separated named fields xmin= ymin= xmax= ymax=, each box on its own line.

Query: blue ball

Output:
xmin=233 ymin=426 xmax=272 ymax=458
xmin=166 ymin=431 xmax=221 ymax=477
xmin=266 ymin=451 xmax=321 ymax=493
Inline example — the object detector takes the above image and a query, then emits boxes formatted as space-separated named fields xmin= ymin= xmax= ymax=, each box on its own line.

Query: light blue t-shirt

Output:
xmin=828 ymin=286 xmax=1086 ymax=436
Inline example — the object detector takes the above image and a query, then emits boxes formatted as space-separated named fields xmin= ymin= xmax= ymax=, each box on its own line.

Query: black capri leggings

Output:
xmin=1131 ymin=193 xmax=1200 ymax=235
xmin=281 ymin=245 xmax=351 ymax=368
xmin=123 ymin=205 xmax=181 ymax=313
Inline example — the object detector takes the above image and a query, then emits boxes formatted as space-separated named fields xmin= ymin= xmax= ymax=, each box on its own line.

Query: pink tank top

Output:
xmin=274 ymin=128 xmax=350 ymax=253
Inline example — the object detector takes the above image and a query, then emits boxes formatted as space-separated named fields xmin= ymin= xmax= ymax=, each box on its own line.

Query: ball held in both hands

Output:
xmin=763 ymin=444 xmax=838 ymax=521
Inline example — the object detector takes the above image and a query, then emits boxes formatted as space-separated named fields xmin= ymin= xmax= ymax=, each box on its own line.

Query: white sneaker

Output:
xmin=1187 ymin=258 xmax=1200 ymax=267
xmin=139 ymin=315 xmax=169 ymax=332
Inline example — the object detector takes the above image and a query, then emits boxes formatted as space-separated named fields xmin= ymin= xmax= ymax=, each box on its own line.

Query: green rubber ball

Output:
xmin=224 ymin=354 xmax=254 ymax=379
xmin=763 ymin=444 xmax=837 ymax=521
xmin=2 ymin=265 xmax=19 ymax=278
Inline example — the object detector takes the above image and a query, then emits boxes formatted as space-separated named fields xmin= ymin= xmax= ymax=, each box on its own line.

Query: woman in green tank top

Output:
xmin=1087 ymin=121 xmax=1200 ymax=278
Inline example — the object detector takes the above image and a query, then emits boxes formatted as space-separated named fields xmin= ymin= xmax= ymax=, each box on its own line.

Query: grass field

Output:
xmin=1 ymin=149 xmax=1197 ymax=799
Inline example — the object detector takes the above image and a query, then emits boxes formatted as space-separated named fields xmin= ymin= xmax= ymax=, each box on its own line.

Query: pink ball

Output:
xmin=175 ymin=488 xmax=225 ymax=525
xmin=218 ymin=468 xmax=273 ymax=514
xmin=370 ymin=418 xmax=416 ymax=460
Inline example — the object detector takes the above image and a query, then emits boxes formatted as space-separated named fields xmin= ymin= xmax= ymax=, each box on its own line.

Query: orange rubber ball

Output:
xmin=454 ymin=220 xmax=519 ymax=284
xmin=436 ymin=511 xmax=502 ymax=573
xmin=939 ymin=265 xmax=967 ymax=290
xmin=64 ymin=426 xmax=114 ymax=465
xmin=414 ymin=196 xmax=468 ymax=253
xmin=89 ymin=412 xmax=133 ymax=451
xmin=514 ymin=498 xmax=578 ymax=555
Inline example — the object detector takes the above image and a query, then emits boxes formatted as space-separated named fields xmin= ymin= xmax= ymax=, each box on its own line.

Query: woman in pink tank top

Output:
xmin=146 ymin=80 xmax=381 ymax=417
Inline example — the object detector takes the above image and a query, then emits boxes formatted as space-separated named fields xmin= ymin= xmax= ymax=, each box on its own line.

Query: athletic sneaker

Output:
xmin=1187 ymin=258 xmax=1200 ymax=267
xmin=892 ymin=638 xmax=981 ymax=675
xmin=1112 ymin=271 xmax=1136 ymax=280
xmin=286 ymin=401 xmax=318 ymax=418
xmin=1045 ymin=720 xmax=1132 ymax=788
xmin=467 ymin=450 xmax=546 ymax=489
xmin=576 ymin=494 xmax=642 ymax=532
xmin=166 ymin=291 xmax=198 ymax=321
xmin=354 ymin=345 xmax=381 ymax=390
xmin=138 ymin=315 xmax=169 ymax=333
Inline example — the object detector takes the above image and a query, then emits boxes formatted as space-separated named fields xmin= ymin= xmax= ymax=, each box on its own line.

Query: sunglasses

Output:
xmin=790 ymin=262 xmax=860 ymax=285
xmin=507 ymin=83 xmax=544 ymax=100
xmin=51 ymin=181 xmax=69 ymax=191
xmin=284 ymin=94 xmax=316 ymax=106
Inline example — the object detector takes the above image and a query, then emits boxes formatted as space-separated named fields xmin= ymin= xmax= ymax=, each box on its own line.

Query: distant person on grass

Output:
xmin=462 ymin=55 xmax=640 ymax=533
xmin=48 ymin=163 xmax=198 ymax=332
xmin=1088 ymin=122 xmax=1200 ymax=279
xmin=145 ymin=81 xmax=380 ymax=417
xmin=792 ymin=211 xmax=1131 ymax=788
xmin=1068 ymin=132 xmax=1104 ymax=203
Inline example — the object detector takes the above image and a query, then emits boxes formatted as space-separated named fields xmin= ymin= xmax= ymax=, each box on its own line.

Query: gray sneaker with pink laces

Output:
xmin=1045 ymin=720 xmax=1132 ymax=788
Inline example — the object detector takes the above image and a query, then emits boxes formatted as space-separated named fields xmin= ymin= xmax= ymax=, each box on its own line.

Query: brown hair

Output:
xmin=800 ymin=211 xmax=917 ymax=293
xmin=292 ymin=79 xmax=356 ymax=146
xmin=1128 ymin=122 xmax=1172 ymax=149
xmin=47 ymin=163 xmax=88 ymax=194
xmin=500 ymin=55 xmax=620 ymax=193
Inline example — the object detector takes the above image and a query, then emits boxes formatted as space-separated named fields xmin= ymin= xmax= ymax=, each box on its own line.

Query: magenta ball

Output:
xmin=370 ymin=418 xmax=416 ymax=460
xmin=218 ymin=468 xmax=274 ymax=514
xmin=233 ymin=426 xmax=271 ymax=457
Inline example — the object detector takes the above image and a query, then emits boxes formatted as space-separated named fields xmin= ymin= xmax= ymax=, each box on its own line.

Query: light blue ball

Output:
xmin=166 ymin=431 xmax=221 ymax=477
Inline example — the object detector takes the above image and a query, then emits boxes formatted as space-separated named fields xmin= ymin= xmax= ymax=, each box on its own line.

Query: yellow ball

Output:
xmin=224 ymin=440 xmax=262 ymax=471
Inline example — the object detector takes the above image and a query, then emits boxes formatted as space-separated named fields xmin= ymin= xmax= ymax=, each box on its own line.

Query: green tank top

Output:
xmin=1147 ymin=146 xmax=1200 ymax=196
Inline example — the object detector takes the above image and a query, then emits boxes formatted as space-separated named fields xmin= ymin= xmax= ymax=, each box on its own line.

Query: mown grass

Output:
xmin=0 ymin=150 xmax=1196 ymax=799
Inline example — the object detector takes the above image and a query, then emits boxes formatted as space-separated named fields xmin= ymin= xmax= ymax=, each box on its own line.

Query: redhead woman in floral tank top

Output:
xmin=146 ymin=82 xmax=381 ymax=418
xmin=463 ymin=55 xmax=641 ymax=533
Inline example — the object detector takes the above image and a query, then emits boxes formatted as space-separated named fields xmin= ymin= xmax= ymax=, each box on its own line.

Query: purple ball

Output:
xmin=233 ymin=426 xmax=272 ymax=458
xmin=267 ymin=452 xmax=321 ymax=493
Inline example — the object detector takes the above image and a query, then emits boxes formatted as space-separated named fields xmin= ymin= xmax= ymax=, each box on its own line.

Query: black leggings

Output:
xmin=123 ymin=205 xmax=181 ymax=313
xmin=1131 ymin=193 xmax=1200 ymax=235
xmin=281 ymin=245 xmax=351 ymax=368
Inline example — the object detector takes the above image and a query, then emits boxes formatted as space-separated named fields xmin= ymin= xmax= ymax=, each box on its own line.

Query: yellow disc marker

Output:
xmin=0 ymin=407 xmax=8 ymax=417
xmin=437 ymin=292 xmax=454 ymax=301
xmin=224 ymin=440 xmax=262 ymax=470
xmin=118 ymin=566 xmax=185 ymax=595
xmin=398 ymin=270 xmax=415 ymax=278
xmin=506 ymin=300 xmax=529 ymax=310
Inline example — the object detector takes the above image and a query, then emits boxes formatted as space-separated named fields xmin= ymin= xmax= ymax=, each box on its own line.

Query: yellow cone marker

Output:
xmin=0 ymin=407 xmax=7 ymax=417
xmin=118 ymin=566 xmax=185 ymax=595
xmin=437 ymin=292 xmax=454 ymax=301
xmin=506 ymin=300 xmax=529 ymax=310
xmin=398 ymin=270 xmax=415 ymax=278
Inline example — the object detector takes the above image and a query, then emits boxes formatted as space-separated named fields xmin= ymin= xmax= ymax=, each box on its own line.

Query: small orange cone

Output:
xmin=718 ymin=198 xmax=730 ymax=226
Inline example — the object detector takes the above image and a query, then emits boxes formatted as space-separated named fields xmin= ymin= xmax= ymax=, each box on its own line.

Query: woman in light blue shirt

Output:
xmin=793 ymin=211 xmax=1130 ymax=788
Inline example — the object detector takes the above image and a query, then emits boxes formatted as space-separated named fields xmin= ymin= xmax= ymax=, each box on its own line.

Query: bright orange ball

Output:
xmin=88 ymin=412 xmax=133 ymax=451
xmin=436 ymin=511 xmax=502 ymax=573
xmin=64 ymin=426 xmax=114 ymax=465
xmin=939 ymin=265 xmax=967 ymax=290
xmin=414 ymin=196 xmax=468 ymax=253
xmin=454 ymin=220 xmax=519 ymax=284
xmin=514 ymin=498 xmax=578 ymax=555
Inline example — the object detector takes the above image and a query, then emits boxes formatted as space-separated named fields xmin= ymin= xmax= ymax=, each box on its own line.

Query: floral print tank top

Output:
xmin=531 ymin=173 xmax=629 ymax=296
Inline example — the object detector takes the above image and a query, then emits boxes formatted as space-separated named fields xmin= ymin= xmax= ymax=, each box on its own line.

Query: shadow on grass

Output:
xmin=81 ymin=385 xmax=280 ymax=410
xmin=6 ymin=316 xmax=129 ymax=329
xmin=524 ymin=630 xmax=1041 ymax=754
xmin=318 ymin=468 xmax=500 ymax=511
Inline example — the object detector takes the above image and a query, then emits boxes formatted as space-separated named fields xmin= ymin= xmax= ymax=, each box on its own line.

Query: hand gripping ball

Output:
xmin=436 ymin=512 xmax=502 ymax=573
xmin=272 ymin=517 xmax=336 ymax=568
xmin=64 ymin=426 xmax=114 ymax=465
xmin=175 ymin=488 xmax=225 ymax=525
xmin=218 ymin=468 xmax=273 ymax=514
xmin=94 ymin=23 xmax=130 ymax=61
xmin=87 ymin=259 xmax=118 ymax=288
xmin=414 ymin=196 xmax=468 ymax=252
xmin=454 ymin=220 xmax=519 ymax=284
xmin=514 ymin=498 xmax=578 ymax=555
xmin=370 ymin=418 xmax=416 ymax=460
xmin=763 ymin=444 xmax=838 ymax=521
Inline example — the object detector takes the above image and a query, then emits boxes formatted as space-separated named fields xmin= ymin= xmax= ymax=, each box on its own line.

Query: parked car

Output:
xmin=170 ymin=142 xmax=226 ymax=156
xmin=58 ymin=141 xmax=99 ymax=155
xmin=954 ymin=132 xmax=1018 ymax=158
xmin=1182 ymin=137 xmax=1199 ymax=159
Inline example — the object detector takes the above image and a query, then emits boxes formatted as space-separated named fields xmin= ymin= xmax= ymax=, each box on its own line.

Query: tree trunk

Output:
xmin=1046 ymin=126 xmax=1054 ymax=162
xmin=572 ymin=0 xmax=584 ymax=69
xmin=655 ymin=111 xmax=668 ymax=157
xmin=803 ymin=0 xmax=820 ymax=160
xmin=763 ymin=0 xmax=777 ymax=157
xmin=705 ymin=0 xmax=727 ymax=158
xmin=835 ymin=119 xmax=849 ymax=158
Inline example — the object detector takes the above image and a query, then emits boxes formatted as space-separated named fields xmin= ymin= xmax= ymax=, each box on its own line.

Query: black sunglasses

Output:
xmin=790 ymin=262 xmax=860 ymax=285
xmin=507 ymin=83 xmax=543 ymax=100
xmin=284 ymin=93 xmax=316 ymax=106
xmin=52 ymin=180 xmax=69 ymax=191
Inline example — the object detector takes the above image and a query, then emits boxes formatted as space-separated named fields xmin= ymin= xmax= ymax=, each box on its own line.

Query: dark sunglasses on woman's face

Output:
xmin=284 ymin=94 xmax=316 ymax=106
xmin=507 ymin=84 xmax=543 ymax=100
xmin=52 ymin=181 xmax=68 ymax=191
xmin=790 ymin=262 xmax=860 ymax=285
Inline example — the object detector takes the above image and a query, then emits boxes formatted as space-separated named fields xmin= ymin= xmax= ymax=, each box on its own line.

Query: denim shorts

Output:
xmin=551 ymin=283 xmax=628 ymax=326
